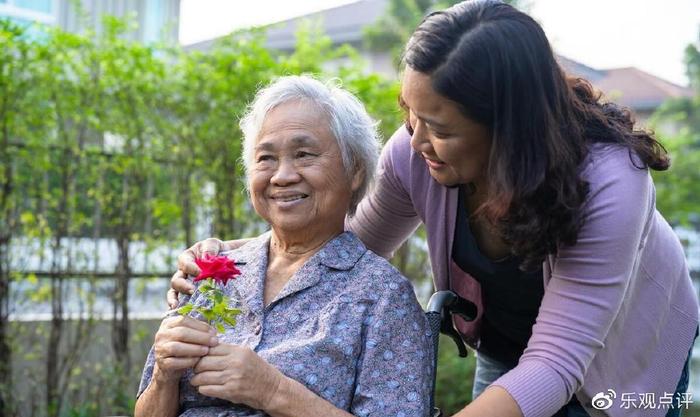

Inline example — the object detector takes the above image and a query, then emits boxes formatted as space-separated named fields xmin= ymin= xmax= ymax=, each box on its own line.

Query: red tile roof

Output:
xmin=558 ymin=56 xmax=693 ymax=111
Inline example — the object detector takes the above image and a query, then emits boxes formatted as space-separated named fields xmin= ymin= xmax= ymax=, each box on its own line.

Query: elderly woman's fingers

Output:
xmin=163 ymin=315 xmax=216 ymax=333
xmin=163 ymin=327 xmax=219 ymax=347
xmin=193 ymin=350 xmax=230 ymax=373
xmin=157 ymin=316 xmax=218 ymax=345
xmin=206 ymin=342 xmax=237 ymax=356
xmin=157 ymin=356 xmax=201 ymax=372
xmin=196 ymin=384 xmax=228 ymax=400
xmin=156 ymin=341 xmax=210 ymax=358
xmin=190 ymin=370 xmax=227 ymax=387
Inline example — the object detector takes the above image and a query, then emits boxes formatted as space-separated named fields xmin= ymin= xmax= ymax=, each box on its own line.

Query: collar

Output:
xmin=222 ymin=231 xmax=367 ymax=314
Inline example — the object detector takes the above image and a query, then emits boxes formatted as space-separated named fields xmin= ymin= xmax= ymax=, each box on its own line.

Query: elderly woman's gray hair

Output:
xmin=240 ymin=75 xmax=380 ymax=214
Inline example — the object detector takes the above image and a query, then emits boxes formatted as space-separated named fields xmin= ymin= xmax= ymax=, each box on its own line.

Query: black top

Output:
xmin=451 ymin=186 xmax=545 ymax=367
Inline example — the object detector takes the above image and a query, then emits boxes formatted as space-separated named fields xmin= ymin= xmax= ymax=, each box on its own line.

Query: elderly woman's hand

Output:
xmin=153 ymin=316 xmax=220 ymax=382
xmin=190 ymin=344 xmax=285 ymax=411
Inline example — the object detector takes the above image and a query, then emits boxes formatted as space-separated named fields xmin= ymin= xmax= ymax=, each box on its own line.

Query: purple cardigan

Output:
xmin=347 ymin=127 xmax=699 ymax=417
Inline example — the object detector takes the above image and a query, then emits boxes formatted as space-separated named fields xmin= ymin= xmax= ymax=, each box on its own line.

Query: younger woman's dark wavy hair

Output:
xmin=403 ymin=0 xmax=669 ymax=271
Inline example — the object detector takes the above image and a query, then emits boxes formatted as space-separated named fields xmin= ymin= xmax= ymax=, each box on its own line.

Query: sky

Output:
xmin=179 ymin=0 xmax=700 ymax=86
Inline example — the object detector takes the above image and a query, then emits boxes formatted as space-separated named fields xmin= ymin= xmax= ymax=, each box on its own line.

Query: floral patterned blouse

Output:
xmin=138 ymin=231 xmax=433 ymax=417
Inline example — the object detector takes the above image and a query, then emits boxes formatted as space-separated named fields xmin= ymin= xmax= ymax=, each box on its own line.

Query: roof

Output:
xmin=184 ymin=0 xmax=693 ymax=112
xmin=559 ymin=56 xmax=692 ymax=111
xmin=265 ymin=0 xmax=387 ymax=50
xmin=184 ymin=0 xmax=388 ymax=52
xmin=591 ymin=67 xmax=692 ymax=111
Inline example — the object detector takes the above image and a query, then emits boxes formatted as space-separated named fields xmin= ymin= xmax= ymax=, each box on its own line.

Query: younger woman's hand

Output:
xmin=167 ymin=238 xmax=252 ymax=309
xmin=167 ymin=238 xmax=226 ymax=308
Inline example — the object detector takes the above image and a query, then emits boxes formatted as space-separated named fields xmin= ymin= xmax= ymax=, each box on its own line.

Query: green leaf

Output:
xmin=177 ymin=304 xmax=193 ymax=315
xmin=212 ymin=302 xmax=225 ymax=316
xmin=215 ymin=322 xmax=225 ymax=333
xmin=225 ymin=307 xmax=242 ymax=316
xmin=198 ymin=308 xmax=215 ymax=322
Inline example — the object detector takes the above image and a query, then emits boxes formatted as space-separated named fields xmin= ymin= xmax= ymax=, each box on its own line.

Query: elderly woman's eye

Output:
xmin=296 ymin=151 xmax=316 ymax=158
xmin=256 ymin=154 xmax=274 ymax=162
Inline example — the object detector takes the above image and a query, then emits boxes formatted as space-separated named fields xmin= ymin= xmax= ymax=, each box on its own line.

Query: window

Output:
xmin=143 ymin=0 xmax=165 ymax=43
xmin=15 ymin=0 xmax=52 ymax=14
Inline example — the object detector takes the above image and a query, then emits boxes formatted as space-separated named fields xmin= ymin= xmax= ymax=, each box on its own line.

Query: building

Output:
xmin=185 ymin=0 xmax=693 ymax=125
xmin=0 ymin=0 xmax=181 ymax=44
xmin=185 ymin=0 xmax=395 ymax=78
xmin=557 ymin=56 xmax=693 ymax=127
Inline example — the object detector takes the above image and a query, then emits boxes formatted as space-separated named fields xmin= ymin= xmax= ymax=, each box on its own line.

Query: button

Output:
xmin=254 ymin=324 xmax=262 ymax=335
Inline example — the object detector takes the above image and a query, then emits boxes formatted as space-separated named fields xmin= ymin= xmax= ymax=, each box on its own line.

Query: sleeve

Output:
xmin=346 ymin=126 xmax=422 ymax=259
xmin=136 ymin=294 xmax=194 ymax=399
xmin=492 ymin=149 xmax=652 ymax=417
xmin=350 ymin=276 xmax=433 ymax=417
xmin=136 ymin=346 xmax=156 ymax=398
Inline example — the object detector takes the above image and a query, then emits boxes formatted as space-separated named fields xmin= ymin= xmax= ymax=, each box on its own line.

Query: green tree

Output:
xmin=95 ymin=17 xmax=169 ymax=411
xmin=652 ymin=34 xmax=700 ymax=225
xmin=0 ymin=19 xmax=49 ymax=417
xmin=363 ymin=0 xmax=524 ymax=64
xmin=36 ymin=24 xmax=105 ymax=416
xmin=0 ymin=13 xmax=425 ymax=417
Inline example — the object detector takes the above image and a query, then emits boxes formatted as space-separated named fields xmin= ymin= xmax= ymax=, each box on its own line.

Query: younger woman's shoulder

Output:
xmin=581 ymin=143 xmax=651 ymax=187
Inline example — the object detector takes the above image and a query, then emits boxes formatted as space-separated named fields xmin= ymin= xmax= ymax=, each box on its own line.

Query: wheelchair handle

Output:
xmin=427 ymin=290 xmax=477 ymax=321
xmin=427 ymin=290 xmax=477 ymax=358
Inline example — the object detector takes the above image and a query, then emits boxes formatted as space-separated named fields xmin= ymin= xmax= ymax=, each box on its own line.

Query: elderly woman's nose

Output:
xmin=270 ymin=158 xmax=301 ymax=185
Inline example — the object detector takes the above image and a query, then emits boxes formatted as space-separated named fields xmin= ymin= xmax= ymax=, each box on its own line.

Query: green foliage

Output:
xmin=434 ymin=336 xmax=476 ymax=414
xmin=179 ymin=279 xmax=242 ymax=333
xmin=0 ymin=9 xmax=445 ymax=417
xmin=652 ymin=34 xmax=700 ymax=225
xmin=338 ymin=67 xmax=402 ymax=140
xmin=363 ymin=0 xmax=524 ymax=65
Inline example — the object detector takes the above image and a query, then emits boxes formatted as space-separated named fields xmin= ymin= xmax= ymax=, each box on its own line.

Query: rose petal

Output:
xmin=194 ymin=255 xmax=241 ymax=283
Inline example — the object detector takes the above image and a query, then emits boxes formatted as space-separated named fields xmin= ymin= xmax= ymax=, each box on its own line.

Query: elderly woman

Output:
xmin=134 ymin=75 xmax=433 ymax=417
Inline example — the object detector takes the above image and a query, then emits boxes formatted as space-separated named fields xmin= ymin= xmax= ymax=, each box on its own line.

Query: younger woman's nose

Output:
xmin=409 ymin=120 xmax=432 ymax=153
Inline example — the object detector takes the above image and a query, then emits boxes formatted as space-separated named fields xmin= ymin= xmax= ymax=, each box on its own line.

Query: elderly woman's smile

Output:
xmin=268 ymin=191 xmax=308 ymax=205
xmin=250 ymin=100 xmax=360 ymax=239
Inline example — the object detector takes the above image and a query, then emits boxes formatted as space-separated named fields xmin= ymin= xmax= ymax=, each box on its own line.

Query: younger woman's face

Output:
xmin=401 ymin=68 xmax=491 ymax=188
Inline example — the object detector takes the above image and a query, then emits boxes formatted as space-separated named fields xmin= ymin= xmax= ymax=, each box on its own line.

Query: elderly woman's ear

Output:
xmin=351 ymin=166 xmax=365 ymax=193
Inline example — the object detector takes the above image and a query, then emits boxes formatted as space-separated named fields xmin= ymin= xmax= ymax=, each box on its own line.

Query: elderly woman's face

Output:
xmin=250 ymin=100 xmax=360 ymax=236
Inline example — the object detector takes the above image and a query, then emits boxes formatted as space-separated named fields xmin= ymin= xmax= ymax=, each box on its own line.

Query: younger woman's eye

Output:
xmin=404 ymin=118 xmax=414 ymax=136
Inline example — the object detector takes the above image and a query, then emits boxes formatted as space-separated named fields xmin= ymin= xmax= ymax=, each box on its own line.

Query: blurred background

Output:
xmin=0 ymin=0 xmax=698 ymax=416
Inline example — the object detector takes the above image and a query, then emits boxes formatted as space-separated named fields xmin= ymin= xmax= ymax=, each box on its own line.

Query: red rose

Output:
xmin=194 ymin=254 xmax=241 ymax=285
